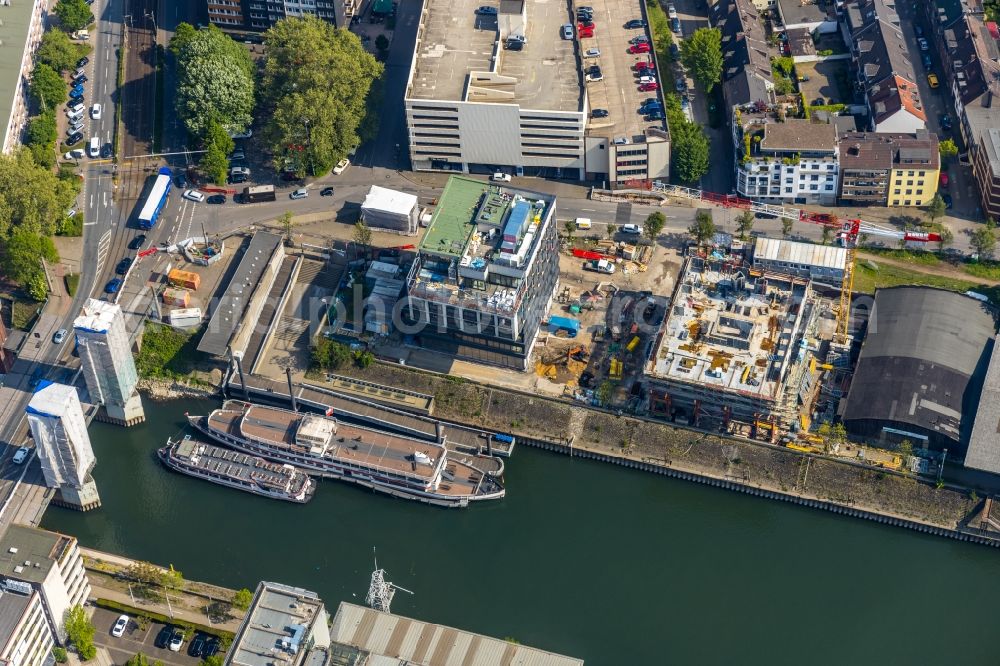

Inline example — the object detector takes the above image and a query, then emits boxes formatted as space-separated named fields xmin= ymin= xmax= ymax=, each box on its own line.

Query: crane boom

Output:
xmin=647 ymin=181 xmax=942 ymax=342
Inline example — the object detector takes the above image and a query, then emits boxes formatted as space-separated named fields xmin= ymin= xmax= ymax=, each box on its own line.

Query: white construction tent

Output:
xmin=360 ymin=186 xmax=419 ymax=235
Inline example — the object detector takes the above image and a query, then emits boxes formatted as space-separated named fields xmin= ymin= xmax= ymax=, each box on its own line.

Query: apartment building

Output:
xmin=711 ymin=0 xmax=774 ymax=109
xmin=402 ymin=176 xmax=559 ymax=370
xmin=920 ymin=0 xmax=1000 ymax=219
xmin=843 ymin=0 xmax=926 ymax=133
xmin=734 ymin=108 xmax=840 ymax=205
xmin=0 ymin=526 xmax=91 ymax=643
xmin=839 ymin=131 xmax=940 ymax=206
xmin=0 ymin=0 xmax=48 ymax=154
xmin=207 ymin=0 xmax=357 ymax=31
xmin=0 ymin=586 xmax=53 ymax=666
xmin=775 ymin=0 xmax=837 ymax=34
xmin=404 ymin=0 xmax=669 ymax=184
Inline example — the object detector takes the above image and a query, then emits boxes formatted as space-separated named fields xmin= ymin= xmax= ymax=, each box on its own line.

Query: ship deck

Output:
xmin=207 ymin=406 xmax=495 ymax=497
xmin=171 ymin=437 xmax=309 ymax=496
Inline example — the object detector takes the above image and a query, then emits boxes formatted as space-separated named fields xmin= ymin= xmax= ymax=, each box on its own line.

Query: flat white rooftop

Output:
xmin=407 ymin=0 xmax=582 ymax=112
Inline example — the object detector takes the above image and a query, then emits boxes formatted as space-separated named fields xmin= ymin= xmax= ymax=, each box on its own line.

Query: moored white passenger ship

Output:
xmin=188 ymin=400 xmax=504 ymax=508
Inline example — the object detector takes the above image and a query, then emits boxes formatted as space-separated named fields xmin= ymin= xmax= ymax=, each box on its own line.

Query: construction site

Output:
xmin=642 ymin=237 xmax=852 ymax=439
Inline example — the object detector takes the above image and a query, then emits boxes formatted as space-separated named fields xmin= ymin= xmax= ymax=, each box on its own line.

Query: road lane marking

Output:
xmin=89 ymin=194 xmax=94 ymax=208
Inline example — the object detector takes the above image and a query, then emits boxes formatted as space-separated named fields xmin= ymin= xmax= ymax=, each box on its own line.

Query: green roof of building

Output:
xmin=0 ymin=2 xmax=40 ymax=150
xmin=418 ymin=176 xmax=491 ymax=259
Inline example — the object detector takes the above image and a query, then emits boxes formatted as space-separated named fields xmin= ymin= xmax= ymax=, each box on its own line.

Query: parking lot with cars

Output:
xmin=91 ymin=606 xmax=221 ymax=666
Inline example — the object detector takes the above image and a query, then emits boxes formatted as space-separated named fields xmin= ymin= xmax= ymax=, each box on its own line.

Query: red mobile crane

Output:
xmin=646 ymin=182 xmax=942 ymax=342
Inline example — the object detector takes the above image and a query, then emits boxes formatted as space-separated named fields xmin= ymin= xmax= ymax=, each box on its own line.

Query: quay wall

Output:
xmin=328 ymin=362 xmax=990 ymax=546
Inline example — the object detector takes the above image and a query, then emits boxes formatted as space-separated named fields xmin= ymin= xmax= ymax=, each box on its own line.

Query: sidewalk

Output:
xmin=82 ymin=548 xmax=245 ymax=633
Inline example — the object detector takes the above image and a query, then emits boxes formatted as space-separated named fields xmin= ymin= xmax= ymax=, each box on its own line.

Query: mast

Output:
xmin=365 ymin=548 xmax=412 ymax=613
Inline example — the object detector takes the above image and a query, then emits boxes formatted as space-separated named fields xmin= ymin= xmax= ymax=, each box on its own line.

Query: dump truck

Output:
xmin=584 ymin=258 xmax=615 ymax=274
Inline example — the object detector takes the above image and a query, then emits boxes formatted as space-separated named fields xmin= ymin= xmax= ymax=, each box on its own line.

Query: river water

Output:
xmin=42 ymin=397 xmax=1000 ymax=665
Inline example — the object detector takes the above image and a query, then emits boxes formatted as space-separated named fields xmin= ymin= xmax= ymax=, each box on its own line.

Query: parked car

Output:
xmin=188 ymin=634 xmax=207 ymax=658
xmin=915 ymin=25 xmax=924 ymax=37
xmin=169 ymin=630 xmax=184 ymax=652
xmin=578 ymin=25 xmax=594 ymax=37
xmin=942 ymin=193 xmax=953 ymax=209
xmin=111 ymin=615 xmax=129 ymax=638
xmin=207 ymin=194 xmax=226 ymax=204
xmin=918 ymin=37 xmax=929 ymax=51
xmin=646 ymin=111 xmax=665 ymax=121
xmin=624 ymin=18 xmax=646 ymax=29
xmin=321 ymin=186 xmax=335 ymax=196
xmin=230 ymin=149 xmax=245 ymax=161
xmin=939 ymin=172 xmax=949 ymax=188
xmin=90 ymin=103 xmax=102 ymax=119
xmin=101 ymin=143 xmax=112 ymax=158
xmin=561 ymin=23 xmax=573 ymax=39
xmin=639 ymin=81 xmax=659 ymax=91
xmin=591 ymin=108 xmax=609 ymax=118
xmin=11 ymin=447 xmax=30 ymax=465
xmin=202 ymin=637 xmax=220 ymax=658
xmin=183 ymin=189 xmax=206 ymax=202
xmin=333 ymin=158 xmax=351 ymax=175
xmin=128 ymin=234 xmax=146 ymax=250
xmin=115 ymin=257 xmax=133 ymax=275
xmin=67 ymin=124 xmax=84 ymax=137
xmin=628 ymin=42 xmax=650 ymax=54
xmin=104 ymin=278 xmax=122 ymax=294
xmin=67 ymin=101 xmax=85 ymax=114
xmin=629 ymin=35 xmax=649 ymax=45
xmin=155 ymin=626 xmax=173 ymax=649
xmin=54 ymin=329 xmax=68 ymax=344
xmin=621 ymin=224 xmax=643 ymax=235
xmin=586 ymin=65 xmax=603 ymax=82
xmin=669 ymin=43 xmax=680 ymax=59
xmin=578 ymin=19 xmax=594 ymax=29
xmin=64 ymin=148 xmax=85 ymax=160
xmin=922 ymin=53 xmax=932 ymax=69
xmin=77 ymin=56 xmax=89 ymax=68
xmin=290 ymin=187 xmax=309 ymax=199
xmin=584 ymin=47 xmax=601 ymax=58
xmin=491 ymin=172 xmax=511 ymax=182
xmin=475 ymin=5 xmax=497 ymax=14
xmin=66 ymin=131 xmax=84 ymax=145
xmin=635 ymin=61 xmax=654 ymax=72
xmin=505 ymin=37 xmax=524 ymax=50
xmin=174 ymin=172 xmax=187 ymax=187
xmin=940 ymin=114 xmax=953 ymax=131
xmin=927 ymin=72 xmax=939 ymax=87
xmin=73 ymin=74 xmax=88 ymax=85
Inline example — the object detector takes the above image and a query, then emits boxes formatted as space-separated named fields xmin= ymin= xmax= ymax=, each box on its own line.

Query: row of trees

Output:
xmin=663 ymin=94 xmax=710 ymax=184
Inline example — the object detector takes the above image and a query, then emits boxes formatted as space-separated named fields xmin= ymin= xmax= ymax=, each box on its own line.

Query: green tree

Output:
xmin=897 ymin=438 xmax=914 ymax=460
xmin=201 ymin=656 xmax=223 ymax=666
xmin=596 ymin=380 xmax=614 ymax=406
xmin=261 ymin=16 xmax=382 ymax=177
xmin=925 ymin=193 xmax=947 ymax=222
xmin=563 ymin=219 xmax=576 ymax=239
xmin=30 ymin=64 xmax=67 ymax=112
xmin=688 ymin=209 xmax=715 ymax=245
xmin=771 ymin=56 xmax=794 ymax=77
xmin=773 ymin=77 xmax=794 ymax=96
xmin=37 ymin=30 xmax=89 ymax=73
xmin=680 ymin=27 xmax=723 ymax=92
xmin=200 ymin=142 xmax=229 ymax=185
xmin=0 ymin=149 xmax=77 ymax=238
xmin=375 ymin=34 xmax=390 ymax=55
xmin=161 ymin=565 xmax=184 ymax=592
xmin=232 ymin=588 xmax=253 ymax=610
xmin=671 ymin=122 xmax=710 ymax=183
xmin=174 ymin=25 xmax=255 ymax=138
xmin=735 ymin=209 xmax=754 ymax=239
xmin=606 ymin=223 xmax=617 ymax=239
xmin=821 ymin=225 xmax=834 ymax=245
xmin=936 ymin=225 xmax=954 ymax=251
xmin=971 ymin=224 xmax=997 ymax=259
xmin=353 ymin=220 xmax=372 ymax=252
xmin=1 ymin=227 xmax=58 ymax=299
xmin=168 ymin=22 xmax=198 ymax=56
xmin=54 ymin=0 xmax=93 ymax=32
xmin=781 ymin=217 xmax=794 ymax=237
xmin=312 ymin=338 xmax=351 ymax=370
xmin=644 ymin=211 xmax=666 ymax=242
xmin=26 ymin=111 xmax=58 ymax=168
xmin=126 ymin=654 xmax=150 ymax=666
xmin=279 ymin=211 xmax=294 ymax=245
xmin=64 ymin=605 xmax=96 ymax=661
xmin=52 ymin=647 xmax=68 ymax=663
xmin=204 ymin=117 xmax=235 ymax=157
xmin=939 ymin=138 xmax=959 ymax=159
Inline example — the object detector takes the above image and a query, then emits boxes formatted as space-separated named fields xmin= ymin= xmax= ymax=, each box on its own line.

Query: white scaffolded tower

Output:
xmin=365 ymin=549 xmax=412 ymax=613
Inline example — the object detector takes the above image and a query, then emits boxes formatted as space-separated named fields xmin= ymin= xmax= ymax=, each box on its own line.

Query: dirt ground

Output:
xmin=795 ymin=60 xmax=851 ymax=105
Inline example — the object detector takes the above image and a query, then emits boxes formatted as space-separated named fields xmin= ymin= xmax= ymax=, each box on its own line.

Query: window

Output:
xmin=916 ymin=189 xmax=923 ymax=195
xmin=811 ymin=175 xmax=819 ymax=181
xmin=906 ymin=189 xmax=912 ymax=195
xmin=825 ymin=184 xmax=834 ymax=190
xmin=908 ymin=171 xmax=915 ymax=176
xmin=894 ymin=189 xmax=901 ymax=195
xmin=916 ymin=180 xmax=924 ymax=186
xmin=917 ymin=171 xmax=925 ymax=176
xmin=809 ymin=184 xmax=818 ymax=190
xmin=785 ymin=178 xmax=792 ymax=184
xmin=907 ymin=180 xmax=913 ymax=186
xmin=785 ymin=187 xmax=793 ymax=193
xmin=904 ymin=200 xmax=911 ymax=206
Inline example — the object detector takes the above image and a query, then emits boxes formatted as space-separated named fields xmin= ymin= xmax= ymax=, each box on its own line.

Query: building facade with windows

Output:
xmin=402 ymin=176 xmax=559 ymax=370
xmin=0 ymin=526 xmax=91 ymax=644
xmin=0 ymin=0 xmax=48 ymax=154
xmin=0 ymin=586 xmax=53 ymax=666
xmin=207 ymin=0 xmax=356 ymax=31
xmin=839 ymin=131 xmax=939 ymax=206
xmin=405 ymin=0 xmax=669 ymax=184
xmin=735 ymin=113 xmax=840 ymax=205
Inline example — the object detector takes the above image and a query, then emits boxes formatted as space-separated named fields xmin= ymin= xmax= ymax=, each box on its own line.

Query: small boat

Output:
xmin=157 ymin=435 xmax=315 ymax=503
xmin=188 ymin=400 xmax=505 ymax=508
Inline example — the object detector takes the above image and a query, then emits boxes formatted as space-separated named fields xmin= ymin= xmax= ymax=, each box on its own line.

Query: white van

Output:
xmin=64 ymin=149 xmax=85 ymax=160
xmin=88 ymin=137 xmax=100 ymax=158
xmin=575 ymin=217 xmax=592 ymax=230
